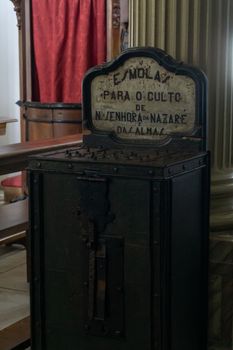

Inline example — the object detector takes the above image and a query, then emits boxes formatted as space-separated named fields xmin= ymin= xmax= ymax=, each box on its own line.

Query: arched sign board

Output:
xmin=82 ymin=47 xmax=207 ymax=150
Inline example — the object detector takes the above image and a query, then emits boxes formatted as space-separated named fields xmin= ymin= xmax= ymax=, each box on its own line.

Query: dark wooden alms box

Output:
xmin=28 ymin=48 xmax=209 ymax=350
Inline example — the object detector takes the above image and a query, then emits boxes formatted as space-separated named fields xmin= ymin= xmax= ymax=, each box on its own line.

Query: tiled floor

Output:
xmin=0 ymin=187 xmax=29 ymax=331
xmin=0 ymin=188 xmax=30 ymax=347
xmin=0 ymin=244 xmax=29 ymax=331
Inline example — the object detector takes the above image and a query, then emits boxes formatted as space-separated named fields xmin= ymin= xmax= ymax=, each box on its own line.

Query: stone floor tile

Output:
xmin=0 ymin=264 xmax=28 ymax=292
xmin=0 ymin=288 xmax=29 ymax=330
xmin=0 ymin=246 xmax=26 ymax=273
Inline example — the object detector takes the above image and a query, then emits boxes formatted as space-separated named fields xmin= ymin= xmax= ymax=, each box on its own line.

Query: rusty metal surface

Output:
xmin=31 ymin=143 xmax=202 ymax=166
xmin=29 ymin=157 xmax=210 ymax=349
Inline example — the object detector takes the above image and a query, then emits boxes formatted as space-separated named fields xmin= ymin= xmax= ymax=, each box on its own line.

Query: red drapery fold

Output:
xmin=31 ymin=0 xmax=106 ymax=103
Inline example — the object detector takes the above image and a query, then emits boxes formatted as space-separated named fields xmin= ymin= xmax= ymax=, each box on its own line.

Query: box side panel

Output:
xmin=151 ymin=181 xmax=162 ymax=350
xmin=170 ymin=166 xmax=209 ymax=350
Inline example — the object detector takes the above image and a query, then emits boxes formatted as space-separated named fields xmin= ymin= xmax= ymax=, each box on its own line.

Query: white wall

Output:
xmin=0 ymin=2 xmax=20 ymax=145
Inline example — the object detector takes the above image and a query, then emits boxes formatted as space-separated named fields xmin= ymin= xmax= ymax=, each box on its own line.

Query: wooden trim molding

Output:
xmin=9 ymin=0 xmax=33 ymax=140
xmin=10 ymin=0 xmax=22 ymax=29
xmin=112 ymin=0 xmax=121 ymax=29
xmin=107 ymin=0 xmax=129 ymax=60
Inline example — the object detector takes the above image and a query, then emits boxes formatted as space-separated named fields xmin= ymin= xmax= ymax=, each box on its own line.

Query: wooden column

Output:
xmin=129 ymin=0 xmax=233 ymax=348
xmin=10 ymin=0 xmax=32 ymax=101
xmin=107 ymin=0 xmax=121 ymax=60
xmin=10 ymin=0 xmax=32 ymax=142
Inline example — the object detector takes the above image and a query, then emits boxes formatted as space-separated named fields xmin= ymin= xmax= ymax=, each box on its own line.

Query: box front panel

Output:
xmin=31 ymin=172 xmax=157 ymax=350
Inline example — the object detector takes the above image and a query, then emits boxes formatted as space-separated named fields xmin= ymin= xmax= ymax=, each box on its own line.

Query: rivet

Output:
xmin=66 ymin=150 xmax=72 ymax=157
xmin=36 ymin=162 xmax=41 ymax=168
xmin=83 ymin=281 xmax=88 ymax=287
xmin=114 ymin=330 xmax=122 ymax=336
xmin=113 ymin=167 xmax=118 ymax=173
xmin=33 ymin=179 xmax=38 ymax=184
xmin=68 ymin=163 xmax=73 ymax=169
xmin=116 ymin=286 xmax=123 ymax=292
xmin=84 ymin=324 xmax=90 ymax=331
xmin=148 ymin=170 xmax=154 ymax=175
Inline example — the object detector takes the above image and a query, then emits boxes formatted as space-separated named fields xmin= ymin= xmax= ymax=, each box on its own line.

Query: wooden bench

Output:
xmin=0 ymin=134 xmax=82 ymax=246
xmin=0 ymin=117 xmax=17 ymax=136
xmin=0 ymin=316 xmax=30 ymax=350
xmin=0 ymin=133 xmax=82 ymax=175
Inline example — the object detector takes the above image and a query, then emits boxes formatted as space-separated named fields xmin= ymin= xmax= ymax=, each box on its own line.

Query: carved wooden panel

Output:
xmin=10 ymin=0 xmax=22 ymax=29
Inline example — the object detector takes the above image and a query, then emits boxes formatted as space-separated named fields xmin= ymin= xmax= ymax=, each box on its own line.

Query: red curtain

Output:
xmin=31 ymin=0 xmax=106 ymax=103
